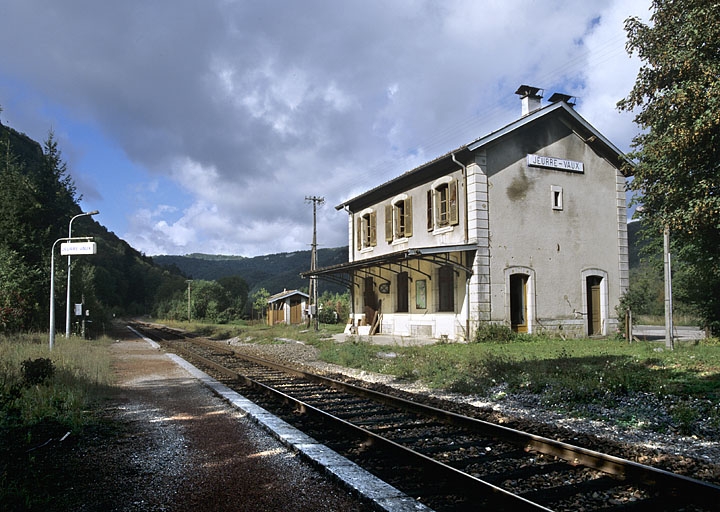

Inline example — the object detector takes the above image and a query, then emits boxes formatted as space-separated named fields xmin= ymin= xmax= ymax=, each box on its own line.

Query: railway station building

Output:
xmin=304 ymin=86 xmax=631 ymax=341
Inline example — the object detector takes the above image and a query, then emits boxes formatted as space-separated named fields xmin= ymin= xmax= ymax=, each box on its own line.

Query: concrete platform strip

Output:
xmin=129 ymin=328 xmax=431 ymax=511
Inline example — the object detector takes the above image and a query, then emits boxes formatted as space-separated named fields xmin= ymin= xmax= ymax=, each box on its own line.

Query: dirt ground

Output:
xmin=4 ymin=326 xmax=374 ymax=512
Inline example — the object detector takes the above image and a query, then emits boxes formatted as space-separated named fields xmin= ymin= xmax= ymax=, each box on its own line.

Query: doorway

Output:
xmin=586 ymin=275 xmax=602 ymax=335
xmin=510 ymin=273 xmax=528 ymax=333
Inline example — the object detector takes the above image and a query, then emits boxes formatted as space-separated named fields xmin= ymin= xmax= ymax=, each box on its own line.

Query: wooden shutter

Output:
xmin=426 ymin=190 xmax=434 ymax=230
xmin=449 ymin=179 xmax=459 ymax=226
xmin=404 ymin=196 xmax=413 ymax=237
xmin=385 ymin=204 xmax=393 ymax=242
xmin=369 ymin=211 xmax=377 ymax=246
xmin=356 ymin=216 xmax=363 ymax=249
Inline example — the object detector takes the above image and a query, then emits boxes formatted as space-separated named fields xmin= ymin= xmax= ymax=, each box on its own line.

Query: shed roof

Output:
xmin=267 ymin=289 xmax=309 ymax=304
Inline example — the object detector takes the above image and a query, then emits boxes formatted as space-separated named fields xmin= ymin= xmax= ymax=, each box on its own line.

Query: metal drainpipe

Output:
xmin=344 ymin=205 xmax=357 ymax=330
xmin=451 ymin=152 xmax=472 ymax=340
xmin=451 ymin=152 xmax=469 ymax=243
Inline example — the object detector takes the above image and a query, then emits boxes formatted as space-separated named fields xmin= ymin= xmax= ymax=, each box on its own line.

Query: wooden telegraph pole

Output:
xmin=306 ymin=196 xmax=324 ymax=331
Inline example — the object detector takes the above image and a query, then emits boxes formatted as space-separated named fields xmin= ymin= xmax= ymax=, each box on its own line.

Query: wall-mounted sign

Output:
xmin=527 ymin=154 xmax=584 ymax=173
xmin=61 ymin=242 xmax=97 ymax=256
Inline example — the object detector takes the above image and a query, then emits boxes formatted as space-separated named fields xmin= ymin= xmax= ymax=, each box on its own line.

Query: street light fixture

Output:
xmin=65 ymin=210 xmax=99 ymax=338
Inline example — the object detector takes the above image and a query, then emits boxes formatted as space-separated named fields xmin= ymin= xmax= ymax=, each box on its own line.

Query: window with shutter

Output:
xmin=426 ymin=190 xmax=433 ymax=230
xmin=385 ymin=204 xmax=393 ymax=242
xmin=437 ymin=184 xmax=449 ymax=226
xmin=404 ymin=196 xmax=413 ymax=237
xmin=389 ymin=195 xmax=413 ymax=241
xmin=359 ymin=210 xmax=377 ymax=249
xmin=430 ymin=178 xmax=459 ymax=230
xmin=448 ymin=179 xmax=459 ymax=226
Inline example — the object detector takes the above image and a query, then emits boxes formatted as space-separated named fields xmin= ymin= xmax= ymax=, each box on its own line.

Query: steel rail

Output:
xmin=181 ymin=335 xmax=720 ymax=509
xmin=169 ymin=339 xmax=551 ymax=511
xmin=131 ymin=324 xmax=720 ymax=510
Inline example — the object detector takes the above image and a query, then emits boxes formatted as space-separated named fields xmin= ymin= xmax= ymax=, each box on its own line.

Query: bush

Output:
xmin=474 ymin=323 xmax=516 ymax=343
xmin=21 ymin=358 xmax=55 ymax=386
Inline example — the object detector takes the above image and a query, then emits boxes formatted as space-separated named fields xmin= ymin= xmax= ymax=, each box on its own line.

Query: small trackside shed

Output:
xmin=303 ymin=86 xmax=632 ymax=341
xmin=267 ymin=289 xmax=309 ymax=326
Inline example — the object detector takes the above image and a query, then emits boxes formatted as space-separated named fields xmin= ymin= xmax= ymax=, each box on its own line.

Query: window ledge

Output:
xmin=432 ymin=226 xmax=454 ymax=235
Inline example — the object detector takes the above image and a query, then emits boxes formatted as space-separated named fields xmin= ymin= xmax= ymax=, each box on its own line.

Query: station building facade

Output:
xmin=305 ymin=87 xmax=630 ymax=340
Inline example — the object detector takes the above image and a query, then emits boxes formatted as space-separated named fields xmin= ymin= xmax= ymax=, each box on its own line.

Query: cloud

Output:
xmin=0 ymin=0 xmax=647 ymax=256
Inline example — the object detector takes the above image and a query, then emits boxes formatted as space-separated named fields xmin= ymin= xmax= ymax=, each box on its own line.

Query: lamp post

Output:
xmin=50 ymin=236 xmax=93 ymax=350
xmin=65 ymin=210 xmax=99 ymax=338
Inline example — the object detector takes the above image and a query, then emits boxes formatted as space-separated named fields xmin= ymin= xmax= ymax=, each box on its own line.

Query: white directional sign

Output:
xmin=61 ymin=242 xmax=97 ymax=256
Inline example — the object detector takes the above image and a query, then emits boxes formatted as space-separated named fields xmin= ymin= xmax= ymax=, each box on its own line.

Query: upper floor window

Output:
xmin=357 ymin=209 xmax=377 ymax=250
xmin=385 ymin=194 xmax=413 ymax=242
xmin=427 ymin=178 xmax=459 ymax=231
xmin=551 ymin=185 xmax=563 ymax=210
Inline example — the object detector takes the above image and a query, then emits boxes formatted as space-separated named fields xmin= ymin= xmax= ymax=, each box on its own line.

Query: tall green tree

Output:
xmin=618 ymin=0 xmax=720 ymax=331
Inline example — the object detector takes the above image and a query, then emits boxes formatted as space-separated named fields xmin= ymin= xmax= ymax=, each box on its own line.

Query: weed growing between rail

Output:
xmin=147 ymin=319 xmax=720 ymax=436
xmin=192 ymin=322 xmax=720 ymax=435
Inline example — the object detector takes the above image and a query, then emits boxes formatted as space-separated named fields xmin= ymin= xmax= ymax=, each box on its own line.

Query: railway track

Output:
xmin=130 ymin=322 xmax=720 ymax=511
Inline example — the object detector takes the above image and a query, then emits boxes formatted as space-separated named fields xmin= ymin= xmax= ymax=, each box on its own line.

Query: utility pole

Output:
xmin=305 ymin=196 xmax=324 ymax=331
xmin=664 ymin=226 xmax=674 ymax=350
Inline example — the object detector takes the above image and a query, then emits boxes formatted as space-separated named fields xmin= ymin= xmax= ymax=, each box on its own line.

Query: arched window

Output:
xmin=356 ymin=209 xmax=377 ymax=249
xmin=427 ymin=177 xmax=459 ymax=231
xmin=386 ymin=194 xmax=413 ymax=242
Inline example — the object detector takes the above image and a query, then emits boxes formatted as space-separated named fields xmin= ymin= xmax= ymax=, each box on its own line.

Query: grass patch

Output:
xmin=151 ymin=320 xmax=720 ymax=435
xmin=0 ymin=333 xmax=114 ymax=429
xmin=0 ymin=332 xmax=115 ymax=508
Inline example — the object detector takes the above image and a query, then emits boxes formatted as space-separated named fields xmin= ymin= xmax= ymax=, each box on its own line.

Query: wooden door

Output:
xmin=587 ymin=276 xmax=602 ymax=335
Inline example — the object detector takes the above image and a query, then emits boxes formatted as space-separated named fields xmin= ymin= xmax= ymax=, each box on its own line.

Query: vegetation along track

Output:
xmin=131 ymin=323 xmax=720 ymax=511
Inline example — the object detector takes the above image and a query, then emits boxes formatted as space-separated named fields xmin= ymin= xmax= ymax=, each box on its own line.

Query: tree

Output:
xmin=0 ymin=244 xmax=41 ymax=331
xmin=618 ymin=0 xmax=720 ymax=331
xmin=250 ymin=288 xmax=270 ymax=321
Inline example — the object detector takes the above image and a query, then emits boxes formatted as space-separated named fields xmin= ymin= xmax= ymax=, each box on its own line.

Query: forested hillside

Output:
xmin=0 ymin=117 xmax=189 ymax=334
xmin=0 ymin=112 xmax=348 ymax=333
xmin=153 ymin=248 xmax=348 ymax=296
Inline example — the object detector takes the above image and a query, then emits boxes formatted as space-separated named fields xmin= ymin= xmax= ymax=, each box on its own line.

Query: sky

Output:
xmin=0 ymin=0 xmax=649 ymax=257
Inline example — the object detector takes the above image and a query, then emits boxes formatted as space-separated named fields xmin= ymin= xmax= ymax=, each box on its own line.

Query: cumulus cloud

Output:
xmin=0 ymin=0 xmax=648 ymax=256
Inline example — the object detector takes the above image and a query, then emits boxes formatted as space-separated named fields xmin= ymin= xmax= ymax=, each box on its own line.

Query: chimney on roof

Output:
xmin=515 ymin=85 xmax=543 ymax=116
xmin=548 ymin=92 xmax=576 ymax=108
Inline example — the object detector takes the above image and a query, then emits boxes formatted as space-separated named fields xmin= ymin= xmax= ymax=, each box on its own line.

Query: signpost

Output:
xmin=61 ymin=242 xmax=97 ymax=256
xmin=49 ymin=236 xmax=96 ymax=350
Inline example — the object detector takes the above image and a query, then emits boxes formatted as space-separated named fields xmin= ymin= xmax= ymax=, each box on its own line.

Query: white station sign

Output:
xmin=61 ymin=242 xmax=97 ymax=256
xmin=527 ymin=154 xmax=584 ymax=173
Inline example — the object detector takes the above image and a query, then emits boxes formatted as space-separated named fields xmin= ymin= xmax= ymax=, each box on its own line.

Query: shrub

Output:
xmin=20 ymin=358 xmax=55 ymax=386
xmin=474 ymin=323 xmax=516 ymax=343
